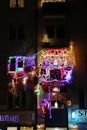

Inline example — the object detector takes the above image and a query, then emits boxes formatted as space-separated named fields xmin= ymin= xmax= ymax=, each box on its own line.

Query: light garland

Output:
xmin=7 ymin=44 xmax=75 ymax=118
xmin=41 ymin=0 xmax=65 ymax=4
xmin=7 ymin=56 xmax=36 ymax=78
xmin=37 ymin=46 xmax=75 ymax=88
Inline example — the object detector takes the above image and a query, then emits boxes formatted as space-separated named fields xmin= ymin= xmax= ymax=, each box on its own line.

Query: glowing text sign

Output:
xmin=77 ymin=110 xmax=87 ymax=122
xmin=69 ymin=109 xmax=87 ymax=124
xmin=0 ymin=115 xmax=19 ymax=123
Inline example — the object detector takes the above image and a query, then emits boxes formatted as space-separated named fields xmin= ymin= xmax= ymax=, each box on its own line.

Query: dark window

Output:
xmin=45 ymin=109 xmax=68 ymax=127
xmin=50 ymin=69 xmax=61 ymax=80
xmin=17 ymin=25 xmax=25 ymax=40
xmin=18 ymin=58 xmax=23 ymax=68
xmin=46 ymin=25 xmax=54 ymax=38
xmin=9 ymin=26 xmax=16 ymax=40
xmin=45 ymin=24 xmax=65 ymax=39
xmin=9 ymin=25 xmax=25 ymax=40
xmin=56 ymin=24 xmax=65 ymax=39
xmin=79 ymin=88 xmax=84 ymax=108
xmin=10 ymin=58 xmax=16 ymax=71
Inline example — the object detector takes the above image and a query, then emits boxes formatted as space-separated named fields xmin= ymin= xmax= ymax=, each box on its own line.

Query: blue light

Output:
xmin=68 ymin=109 xmax=87 ymax=125
xmin=0 ymin=115 xmax=19 ymax=123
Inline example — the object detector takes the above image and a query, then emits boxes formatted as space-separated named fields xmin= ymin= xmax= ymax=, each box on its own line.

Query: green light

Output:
xmin=9 ymin=56 xmax=14 ymax=60
xmin=36 ymin=91 xmax=40 ymax=96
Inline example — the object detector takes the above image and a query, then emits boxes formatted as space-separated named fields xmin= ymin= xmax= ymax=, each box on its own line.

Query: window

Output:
xmin=7 ymin=127 xmax=17 ymax=130
xmin=9 ymin=25 xmax=25 ymax=40
xmin=56 ymin=24 xmax=65 ymax=39
xmin=45 ymin=25 xmax=54 ymax=38
xmin=45 ymin=24 xmax=65 ymax=39
xmin=9 ymin=25 xmax=16 ymax=40
xmin=20 ymin=127 xmax=33 ymax=130
xmin=17 ymin=25 xmax=25 ymax=40
xmin=10 ymin=0 xmax=24 ymax=8
xmin=10 ymin=58 xmax=16 ymax=71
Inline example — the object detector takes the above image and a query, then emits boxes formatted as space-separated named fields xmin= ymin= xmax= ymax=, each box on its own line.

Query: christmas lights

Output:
xmin=38 ymin=47 xmax=75 ymax=88
xmin=7 ymin=43 xmax=75 ymax=119
xmin=42 ymin=0 xmax=65 ymax=4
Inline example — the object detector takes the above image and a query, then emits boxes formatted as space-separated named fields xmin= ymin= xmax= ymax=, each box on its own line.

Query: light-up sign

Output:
xmin=68 ymin=109 xmax=87 ymax=125
xmin=0 ymin=115 xmax=19 ymax=123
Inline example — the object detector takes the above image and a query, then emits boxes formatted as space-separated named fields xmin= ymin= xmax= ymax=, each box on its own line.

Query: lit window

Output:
xmin=7 ymin=127 xmax=17 ymax=130
xmin=10 ymin=0 xmax=24 ymax=8
xmin=20 ymin=127 xmax=33 ymax=130
xmin=45 ymin=25 xmax=54 ymax=38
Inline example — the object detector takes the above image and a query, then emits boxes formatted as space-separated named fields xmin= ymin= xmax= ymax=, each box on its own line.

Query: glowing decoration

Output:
xmin=41 ymin=0 xmax=65 ymax=4
xmin=7 ymin=55 xmax=36 ymax=78
xmin=54 ymin=101 xmax=59 ymax=108
xmin=34 ymin=84 xmax=41 ymax=96
xmin=42 ymin=33 xmax=50 ymax=43
xmin=49 ymin=106 xmax=52 ymax=119
xmin=52 ymin=87 xmax=60 ymax=93
xmin=22 ymin=77 xmax=27 ymax=85
xmin=38 ymin=45 xmax=75 ymax=88
xmin=37 ymin=44 xmax=75 ymax=118
xmin=40 ymin=106 xmax=46 ymax=118
xmin=7 ymin=55 xmax=36 ymax=96
xmin=8 ymin=79 xmax=19 ymax=96
xmin=0 ymin=115 xmax=19 ymax=122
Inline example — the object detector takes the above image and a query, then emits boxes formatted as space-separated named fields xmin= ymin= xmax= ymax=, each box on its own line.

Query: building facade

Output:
xmin=0 ymin=0 xmax=37 ymax=130
xmin=37 ymin=0 xmax=87 ymax=109
xmin=0 ymin=0 xmax=87 ymax=130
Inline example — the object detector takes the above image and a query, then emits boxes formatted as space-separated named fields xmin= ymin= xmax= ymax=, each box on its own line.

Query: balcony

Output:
xmin=42 ymin=2 xmax=70 ymax=16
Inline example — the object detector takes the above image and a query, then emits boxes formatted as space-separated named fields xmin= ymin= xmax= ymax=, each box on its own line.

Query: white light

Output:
xmin=54 ymin=128 xmax=59 ymax=130
xmin=22 ymin=77 xmax=27 ymax=84
xmin=54 ymin=101 xmax=58 ymax=108
xmin=72 ymin=111 xmax=76 ymax=119
xmin=53 ymin=87 xmax=60 ymax=92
